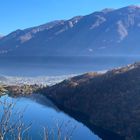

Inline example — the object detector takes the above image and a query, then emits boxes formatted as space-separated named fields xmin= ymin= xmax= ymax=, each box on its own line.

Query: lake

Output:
xmin=0 ymin=55 xmax=140 ymax=140
xmin=0 ymin=95 xmax=101 ymax=140
xmin=0 ymin=56 xmax=140 ymax=76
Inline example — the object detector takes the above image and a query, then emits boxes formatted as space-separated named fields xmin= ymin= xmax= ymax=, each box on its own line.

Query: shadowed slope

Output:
xmin=41 ymin=62 xmax=140 ymax=140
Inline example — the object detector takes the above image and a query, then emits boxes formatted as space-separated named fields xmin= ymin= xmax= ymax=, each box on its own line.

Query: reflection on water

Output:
xmin=0 ymin=95 xmax=101 ymax=140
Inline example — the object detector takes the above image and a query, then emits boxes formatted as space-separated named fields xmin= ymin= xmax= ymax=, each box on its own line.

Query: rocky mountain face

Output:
xmin=1 ymin=5 xmax=140 ymax=56
xmin=41 ymin=62 xmax=140 ymax=140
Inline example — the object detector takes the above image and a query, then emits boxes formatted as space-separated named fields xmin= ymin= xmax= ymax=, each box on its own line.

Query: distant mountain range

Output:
xmin=1 ymin=5 xmax=140 ymax=56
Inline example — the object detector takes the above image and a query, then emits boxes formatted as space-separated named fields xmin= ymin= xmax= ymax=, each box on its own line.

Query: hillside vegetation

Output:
xmin=41 ymin=62 xmax=140 ymax=140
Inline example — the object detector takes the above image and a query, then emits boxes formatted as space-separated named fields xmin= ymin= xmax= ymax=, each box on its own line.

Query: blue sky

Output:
xmin=0 ymin=0 xmax=140 ymax=35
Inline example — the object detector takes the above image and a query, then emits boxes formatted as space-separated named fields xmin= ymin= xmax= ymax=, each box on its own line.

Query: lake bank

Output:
xmin=0 ymin=94 xmax=101 ymax=140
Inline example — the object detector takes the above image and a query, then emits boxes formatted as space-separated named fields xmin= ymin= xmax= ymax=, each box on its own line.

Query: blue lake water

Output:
xmin=0 ymin=56 xmax=140 ymax=139
xmin=0 ymin=56 xmax=140 ymax=76
xmin=0 ymin=95 xmax=101 ymax=140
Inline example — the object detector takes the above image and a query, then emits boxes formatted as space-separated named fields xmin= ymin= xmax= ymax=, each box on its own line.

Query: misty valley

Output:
xmin=1 ymin=4 xmax=140 ymax=140
xmin=0 ymin=55 xmax=140 ymax=140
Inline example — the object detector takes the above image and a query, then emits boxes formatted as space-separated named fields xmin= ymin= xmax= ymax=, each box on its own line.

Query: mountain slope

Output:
xmin=41 ymin=62 xmax=140 ymax=140
xmin=1 ymin=5 xmax=140 ymax=56
xmin=0 ymin=35 xmax=3 ymax=39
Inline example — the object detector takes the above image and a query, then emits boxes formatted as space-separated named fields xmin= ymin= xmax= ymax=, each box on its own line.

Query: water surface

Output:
xmin=0 ymin=95 xmax=101 ymax=140
xmin=0 ymin=56 xmax=140 ymax=76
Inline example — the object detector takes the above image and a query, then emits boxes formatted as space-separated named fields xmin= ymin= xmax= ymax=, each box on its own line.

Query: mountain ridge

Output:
xmin=1 ymin=5 xmax=140 ymax=56
xmin=40 ymin=61 xmax=140 ymax=140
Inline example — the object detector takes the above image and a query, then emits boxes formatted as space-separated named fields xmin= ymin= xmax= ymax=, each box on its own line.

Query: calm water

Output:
xmin=0 ymin=56 xmax=140 ymax=140
xmin=0 ymin=56 xmax=140 ymax=76
xmin=0 ymin=95 xmax=101 ymax=140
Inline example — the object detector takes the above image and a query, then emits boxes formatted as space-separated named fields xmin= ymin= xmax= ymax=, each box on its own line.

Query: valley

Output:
xmin=1 ymin=4 xmax=140 ymax=140
xmin=1 ymin=61 xmax=140 ymax=140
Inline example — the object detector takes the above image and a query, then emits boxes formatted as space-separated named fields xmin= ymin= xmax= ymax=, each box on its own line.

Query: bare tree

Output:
xmin=0 ymin=99 xmax=76 ymax=140
xmin=43 ymin=120 xmax=76 ymax=140
xmin=0 ymin=99 xmax=31 ymax=140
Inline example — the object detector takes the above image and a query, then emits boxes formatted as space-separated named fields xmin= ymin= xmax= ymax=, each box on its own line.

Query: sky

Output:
xmin=0 ymin=0 xmax=140 ymax=35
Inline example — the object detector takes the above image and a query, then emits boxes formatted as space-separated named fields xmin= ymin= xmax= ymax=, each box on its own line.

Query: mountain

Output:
xmin=40 ymin=62 xmax=140 ymax=140
xmin=1 ymin=5 xmax=140 ymax=56
xmin=0 ymin=35 xmax=3 ymax=39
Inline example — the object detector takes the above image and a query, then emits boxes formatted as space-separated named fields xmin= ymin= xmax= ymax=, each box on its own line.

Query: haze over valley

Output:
xmin=1 ymin=3 xmax=140 ymax=140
